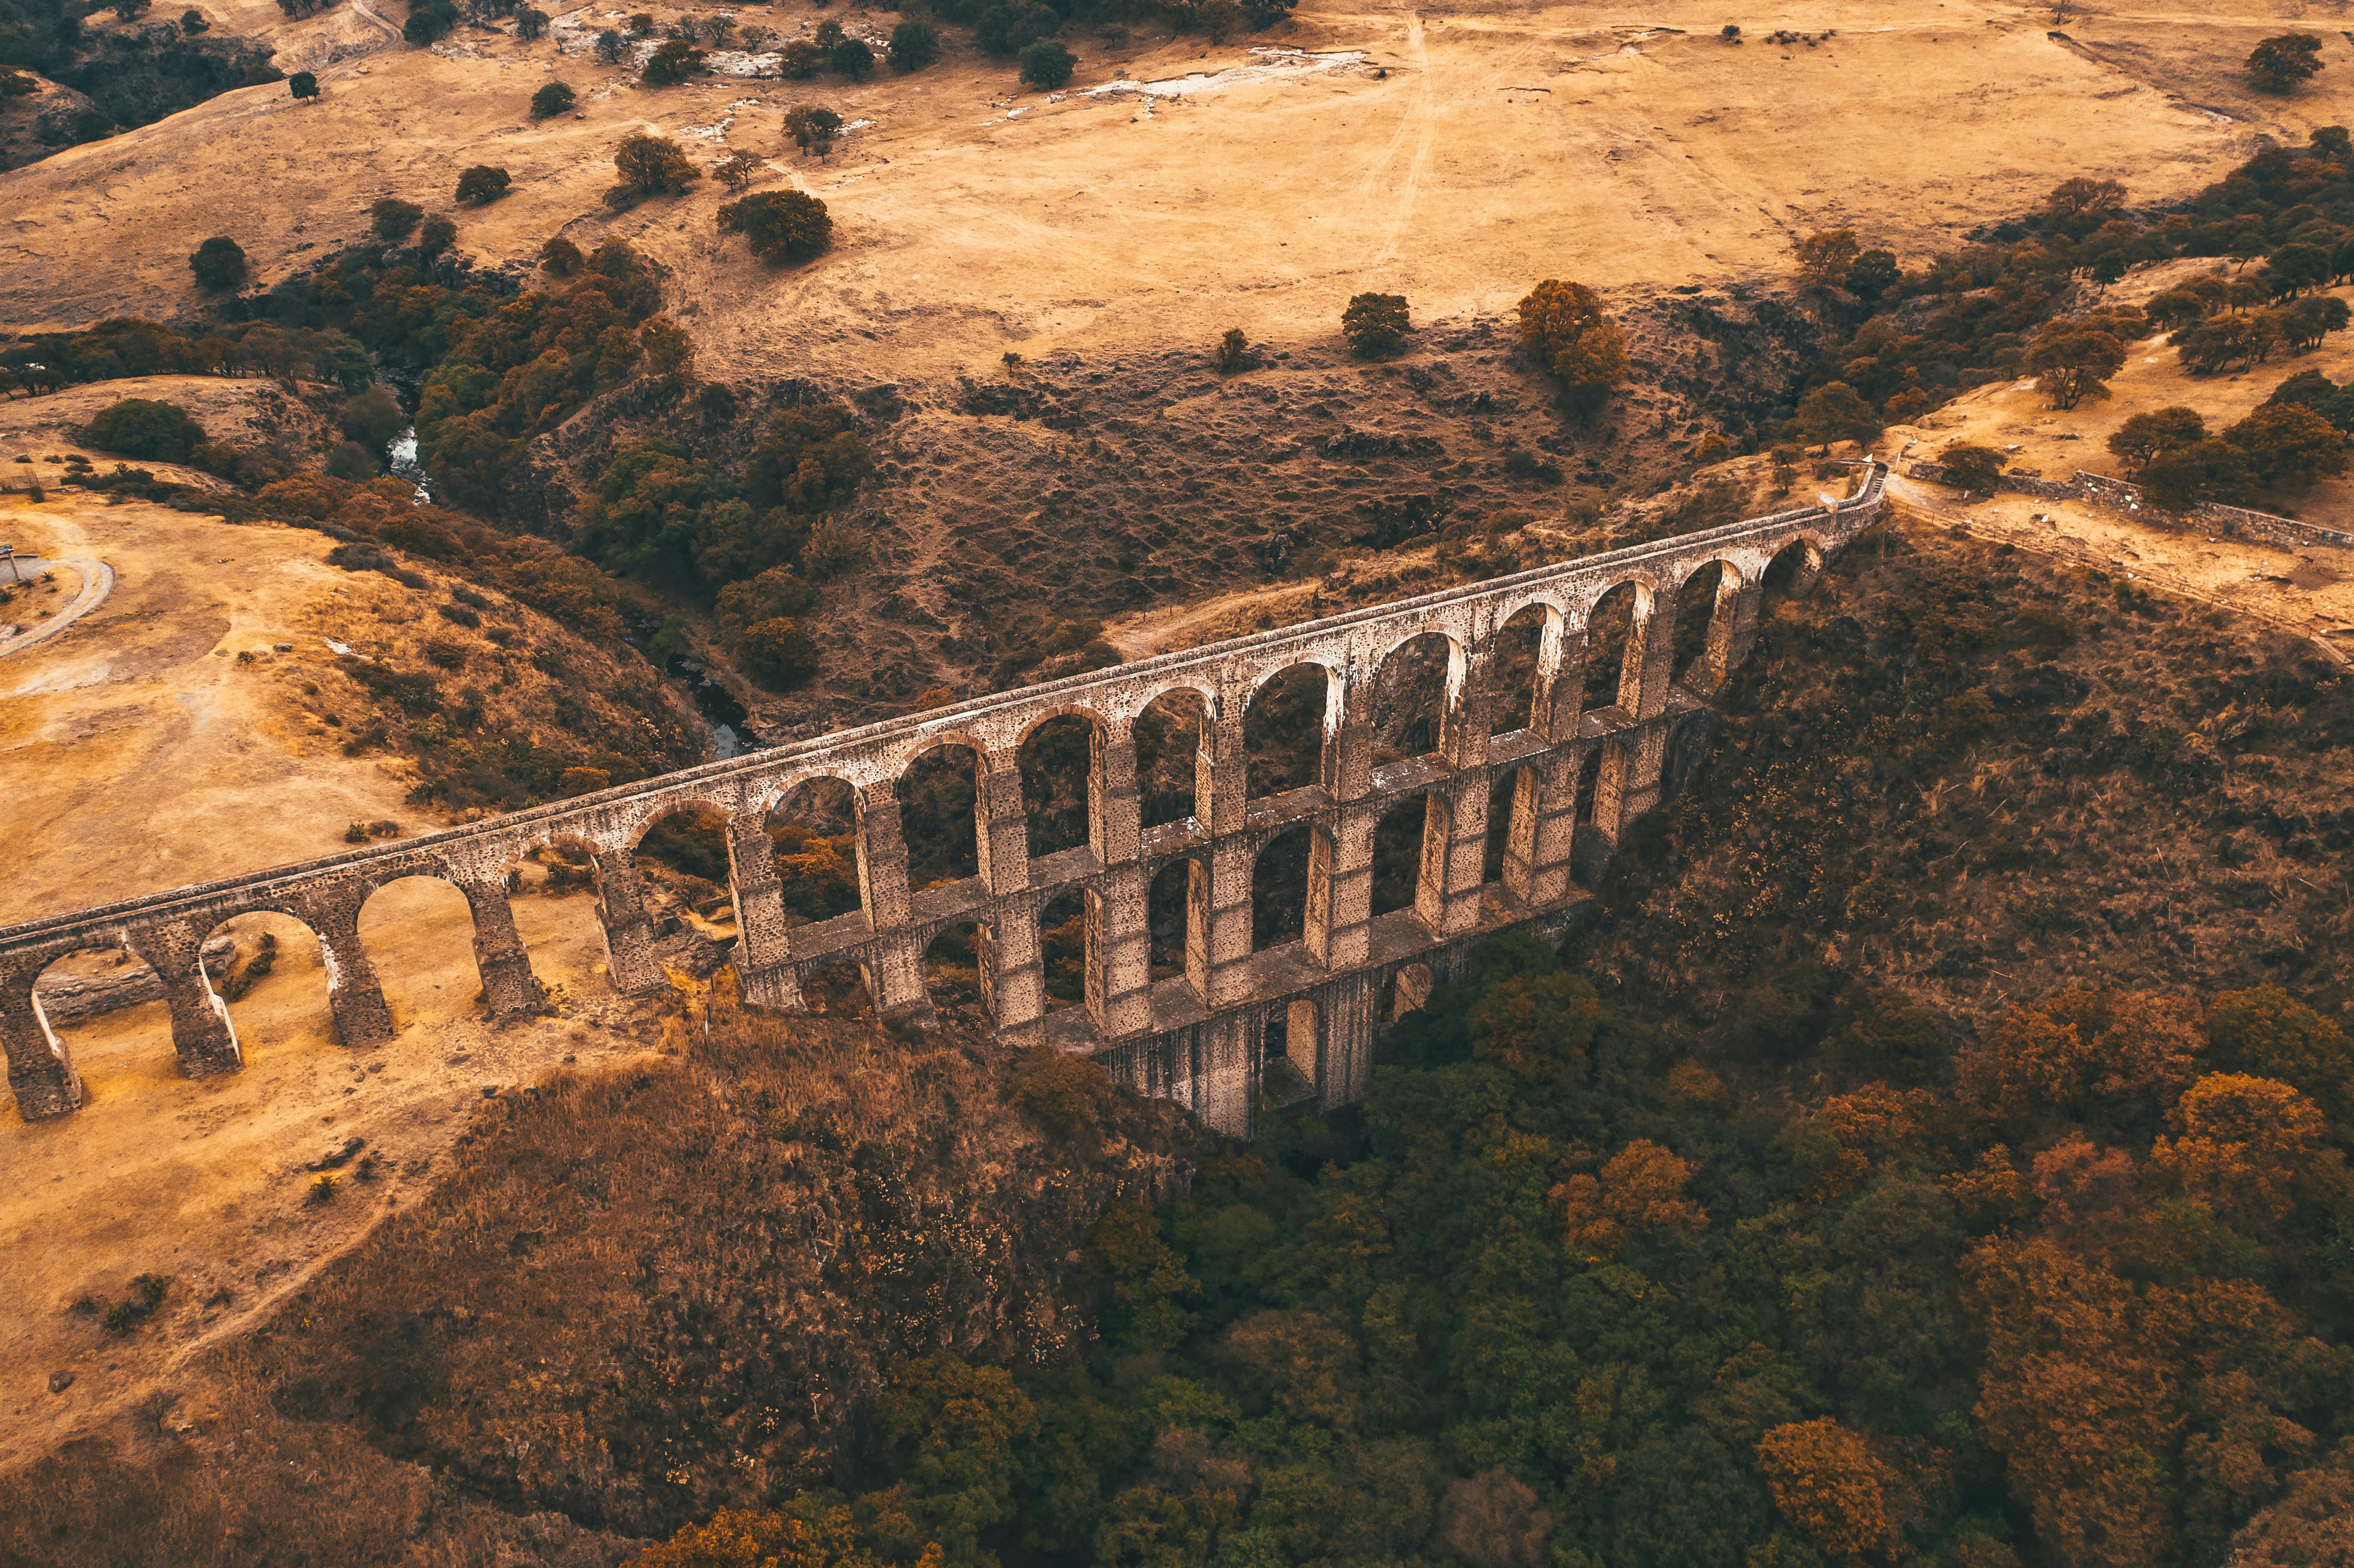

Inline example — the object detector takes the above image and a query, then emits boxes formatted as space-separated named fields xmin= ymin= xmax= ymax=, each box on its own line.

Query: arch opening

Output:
xmin=1244 ymin=664 xmax=1335 ymax=799
xmin=1671 ymin=561 xmax=1730 ymax=687
xmin=1148 ymin=860 xmax=1192 ymax=983
xmin=196 ymin=910 xmax=329 ymax=1056
xmin=1762 ymin=538 xmax=1817 ymax=603
xmin=898 ymin=744 xmax=980 ymax=888
xmin=922 ymin=921 xmax=990 ymax=1028
xmin=1251 ymin=827 xmax=1313 ymax=952
xmin=768 ymin=778 xmax=862 ymax=925
xmin=800 ymin=958 xmax=876 ymax=1020
xmin=1135 ymin=689 xmax=1209 ymax=828
xmin=1038 ymin=889 xmax=1087 ymax=1011
xmin=1488 ymin=605 xmax=1550 ymax=736
xmin=633 ymin=804 xmax=738 ymax=930
xmin=1573 ymin=746 xmax=1605 ymax=825
xmin=1019 ymin=713 xmax=1097 ymax=859
xmin=28 ymin=943 xmax=166 ymax=1085
xmin=1263 ymin=995 xmax=1320 ymax=1091
xmin=1484 ymin=769 xmax=1526 ymax=887
xmin=1389 ymin=961 xmax=1434 ymax=1021
xmin=1370 ymin=799 xmax=1428 ymax=918
xmin=1581 ymin=582 xmax=1641 ymax=713
xmin=1367 ymin=631 xmax=1455 ymax=766
xmin=356 ymin=874 xmax=479 ymax=1031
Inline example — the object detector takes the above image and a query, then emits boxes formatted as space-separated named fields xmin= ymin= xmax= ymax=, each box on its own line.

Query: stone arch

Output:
xmin=896 ymin=739 xmax=982 ymax=888
xmin=1762 ymin=535 xmax=1823 ymax=601
xmin=1369 ymin=798 xmax=1428 ymax=918
xmin=1580 ymin=579 xmax=1652 ymax=713
xmin=23 ymin=940 xmax=156 ymax=1099
xmin=355 ymin=873 xmax=480 ymax=1031
xmin=800 ymin=955 xmax=876 ymax=1020
xmin=1134 ymin=687 xmax=1211 ymax=829
xmin=630 ymin=801 xmax=737 ymax=923
xmin=921 ymin=920 xmax=992 ymax=1028
xmin=1147 ymin=857 xmax=1194 ymax=987
xmin=1671 ymin=556 xmax=1740 ymax=688
xmin=1243 ymin=661 xmax=1340 ymax=799
xmin=1487 ymin=602 xmax=1554 ymax=737
xmin=191 ymin=907 xmax=331 ymax=1059
xmin=1263 ymin=993 xmax=1321 ymax=1096
xmin=764 ymin=775 xmax=863 ymax=925
xmin=1036 ymin=887 xmax=1088 ymax=1011
xmin=1367 ymin=629 xmax=1462 ymax=766
xmin=1388 ymin=961 xmax=1434 ymax=1021
xmin=1018 ymin=710 xmax=1101 ymax=860
xmin=1251 ymin=825 xmax=1315 ymax=952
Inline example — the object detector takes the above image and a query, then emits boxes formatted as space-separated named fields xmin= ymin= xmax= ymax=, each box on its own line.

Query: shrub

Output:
xmin=1517 ymin=278 xmax=1629 ymax=415
xmin=454 ymin=165 xmax=510 ymax=205
xmin=888 ymin=19 xmax=940 ymax=69
xmin=831 ymin=36 xmax=873 ymax=77
xmin=86 ymin=399 xmax=207 ymax=462
xmin=402 ymin=0 xmax=456 ymax=43
xmin=736 ymin=617 xmax=819 ymax=688
xmin=1018 ymin=36 xmax=1076 ymax=87
xmin=515 ymin=4 xmax=547 ymax=37
xmin=2248 ymin=31 xmax=2323 ymax=92
xmin=1240 ymin=0 xmax=1294 ymax=24
xmin=327 ymin=441 xmax=377 ymax=480
xmin=539 ymin=233 xmax=584 ymax=274
xmin=289 ymin=70 xmax=319 ymax=100
xmin=594 ymin=26 xmax=624 ymax=61
xmin=188 ymin=236 xmax=247 ymax=292
xmin=529 ymin=80 xmax=575 ymax=117
xmin=785 ymin=104 xmax=843 ymax=157
xmin=606 ymin=132 xmax=700 ymax=207
xmin=308 ymin=1174 xmax=338 ymax=1204
xmin=1937 ymin=442 xmax=2003 ymax=495
xmin=417 ymin=213 xmax=457 ymax=256
xmin=978 ymin=0 xmax=1058 ymax=55
xmin=1342 ymin=291 xmax=1410 ymax=358
xmin=369 ymin=197 xmax=423 ymax=243
xmin=643 ymin=37 xmax=703 ymax=84
xmin=2106 ymin=406 xmax=2204 ymax=474
xmin=718 ymin=189 xmax=833 ymax=265
xmin=1215 ymin=326 xmax=1250 ymax=373
xmin=181 ymin=7 xmax=207 ymax=29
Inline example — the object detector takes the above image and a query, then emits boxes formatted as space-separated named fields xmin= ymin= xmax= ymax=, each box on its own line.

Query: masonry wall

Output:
xmin=1 ymin=467 xmax=1888 ymax=1130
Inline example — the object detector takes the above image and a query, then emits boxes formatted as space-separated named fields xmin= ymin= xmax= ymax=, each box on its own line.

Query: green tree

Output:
xmin=593 ymin=26 xmax=624 ymax=61
xmin=607 ymin=132 xmax=699 ymax=207
xmin=86 ymin=399 xmax=207 ymax=460
xmin=2262 ymin=242 xmax=2332 ymax=296
xmin=1847 ymin=248 xmax=1900 ymax=300
xmin=1792 ymin=380 xmax=1880 ymax=451
xmin=718 ymin=189 xmax=834 ymax=265
xmin=289 ymin=70 xmax=319 ymax=100
xmin=2025 ymin=322 xmax=2126 ymax=409
xmin=643 ymin=37 xmax=703 ymax=84
xmin=515 ymin=5 xmax=547 ymax=37
xmin=529 ymin=80 xmax=575 ymax=117
xmin=786 ymin=105 xmax=844 ymax=157
xmin=369 ymin=197 xmax=423 ymax=243
xmin=2248 ymin=32 xmax=2324 ymax=92
xmin=889 ymin=19 xmax=940 ymax=69
xmin=714 ymin=150 xmax=761 ymax=189
xmin=454 ymin=164 xmax=510 ymax=205
xmin=1343 ymin=292 xmax=1411 ymax=359
xmin=1937 ymin=441 xmax=2003 ymax=495
xmin=417 ymin=213 xmax=457 ymax=256
xmin=2106 ymin=407 xmax=2204 ymax=475
xmin=340 ymin=385 xmax=406 ymax=449
xmin=875 ymin=1356 xmax=1040 ymax=1566
xmin=1018 ymin=37 xmax=1076 ymax=88
xmin=2141 ymin=438 xmax=2252 ymax=507
xmin=187 ymin=236 xmax=247 ymax=291
xmin=2223 ymin=402 xmax=2348 ymax=491
xmin=736 ymin=617 xmax=819 ymax=688
xmin=1516 ymin=278 xmax=1630 ymax=417
xmin=1794 ymin=229 xmax=1861 ymax=290
xmin=832 ymin=36 xmax=873 ymax=77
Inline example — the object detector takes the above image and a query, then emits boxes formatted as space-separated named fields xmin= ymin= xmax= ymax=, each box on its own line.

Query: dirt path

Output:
xmin=0 ymin=555 xmax=112 ymax=660
xmin=1884 ymin=470 xmax=2354 ymax=669
xmin=346 ymin=0 xmax=400 ymax=41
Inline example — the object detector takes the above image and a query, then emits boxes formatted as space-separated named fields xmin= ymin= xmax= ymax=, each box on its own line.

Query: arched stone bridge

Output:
xmin=1 ymin=465 xmax=1885 ymax=1134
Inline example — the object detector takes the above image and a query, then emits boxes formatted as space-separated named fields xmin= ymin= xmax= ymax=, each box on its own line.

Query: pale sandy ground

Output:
xmin=2 ymin=0 xmax=2344 ymax=380
xmin=0 ymin=493 xmax=688 ymax=1469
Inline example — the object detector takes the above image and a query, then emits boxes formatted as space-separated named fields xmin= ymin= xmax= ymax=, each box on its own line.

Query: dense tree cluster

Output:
xmin=631 ymin=946 xmax=2354 ymax=1568
xmin=1791 ymin=134 xmax=2354 ymax=428
xmin=1516 ymin=279 xmax=1631 ymax=420
xmin=0 ymin=316 xmax=369 ymax=397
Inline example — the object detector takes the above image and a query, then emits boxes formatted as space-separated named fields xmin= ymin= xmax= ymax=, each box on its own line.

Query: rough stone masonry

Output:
xmin=0 ymin=466 xmax=1886 ymax=1135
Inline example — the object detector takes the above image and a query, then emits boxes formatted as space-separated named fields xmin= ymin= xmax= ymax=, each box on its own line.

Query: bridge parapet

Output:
xmin=2 ymin=466 xmax=1884 ymax=1127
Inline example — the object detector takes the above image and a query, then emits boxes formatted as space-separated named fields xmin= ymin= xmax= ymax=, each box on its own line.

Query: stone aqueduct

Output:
xmin=1 ymin=466 xmax=1886 ymax=1134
